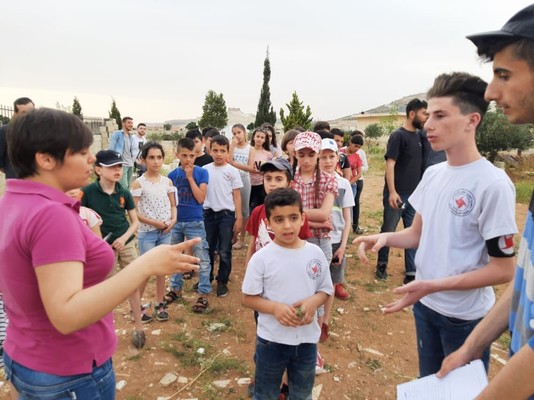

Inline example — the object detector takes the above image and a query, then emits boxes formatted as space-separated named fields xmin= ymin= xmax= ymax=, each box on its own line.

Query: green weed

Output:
xmin=515 ymin=180 xmax=533 ymax=204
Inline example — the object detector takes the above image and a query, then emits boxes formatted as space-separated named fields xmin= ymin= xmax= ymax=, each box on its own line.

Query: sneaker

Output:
xmin=141 ymin=312 xmax=153 ymax=324
xmin=319 ymin=322 xmax=329 ymax=343
xmin=141 ymin=305 xmax=153 ymax=324
xmin=334 ymin=283 xmax=351 ymax=300
xmin=315 ymin=351 xmax=325 ymax=375
xmin=403 ymin=275 xmax=416 ymax=285
xmin=216 ymin=282 xmax=229 ymax=298
xmin=131 ymin=330 xmax=146 ymax=349
xmin=356 ymin=227 xmax=365 ymax=234
xmin=375 ymin=264 xmax=388 ymax=281
xmin=155 ymin=302 xmax=169 ymax=322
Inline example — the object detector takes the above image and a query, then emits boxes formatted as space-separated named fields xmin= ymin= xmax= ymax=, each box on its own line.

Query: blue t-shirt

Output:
xmin=510 ymin=192 xmax=534 ymax=353
xmin=168 ymin=166 xmax=209 ymax=222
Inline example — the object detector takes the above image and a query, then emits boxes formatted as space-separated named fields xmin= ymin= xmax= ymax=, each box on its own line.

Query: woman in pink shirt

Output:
xmin=0 ymin=108 xmax=199 ymax=399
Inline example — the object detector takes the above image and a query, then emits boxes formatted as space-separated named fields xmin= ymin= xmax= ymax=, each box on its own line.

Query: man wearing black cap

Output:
xmin=438 ymin=5 xmax=534 ymax=399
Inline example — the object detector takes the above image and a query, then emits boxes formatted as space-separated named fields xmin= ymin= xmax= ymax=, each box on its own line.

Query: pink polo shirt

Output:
xmin=0 ymin=180 xmax=117 ymax=375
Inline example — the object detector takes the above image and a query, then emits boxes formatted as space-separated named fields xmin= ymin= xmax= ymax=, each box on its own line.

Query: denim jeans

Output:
xmin=353 ymin=180 xmax=364 ymax=229
xmin=203 ymin=209 xmax=235 ymax=284
xmin=413 ymin=301 xmax=490 ymax=377
xmin=119 ymin=166 xmax=133 ymax=190
xmin=137 ymin=229 xmax=171 ymax=255
xmin=377 ymin=190 xmax=417 ymax=276
xmin=170 ymin=221 xmax=212 ymax=295
xmin=4 ymin=352 xmax=115 ymax=399
xmin=254 ymin=336 xmax=316 ymax=400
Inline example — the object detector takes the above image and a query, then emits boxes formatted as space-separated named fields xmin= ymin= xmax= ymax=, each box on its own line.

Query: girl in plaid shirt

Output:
xmin=291 ymin=131 xmax=338 ymax=373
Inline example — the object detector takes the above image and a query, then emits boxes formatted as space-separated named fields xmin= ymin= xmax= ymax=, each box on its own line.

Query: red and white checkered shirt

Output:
xmin=292 ymin=169 xmax=338 ymax=239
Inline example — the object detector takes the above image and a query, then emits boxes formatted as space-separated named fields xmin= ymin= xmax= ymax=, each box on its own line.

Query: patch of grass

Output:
xmin=202 ymin=383 xmax=219 ymax=400
xmin=515 ymin=180 xmax=532 ymax=204
xmin=499 ymin=331 xmax=511 ymax=350
xmin=366 ymin=358 xmax=381 ymax=371
xmin=210 ymin=357 xmax=248 ymax=374
xmin=125 ymin=354 xmax=141 ymax=361
xmin=364 ymin=209 xmax=383 ymax=223
xmin=201 ymin=318 xmax=232 ymax=333
xmin=362 ymin=280 xmax=388 ymax=293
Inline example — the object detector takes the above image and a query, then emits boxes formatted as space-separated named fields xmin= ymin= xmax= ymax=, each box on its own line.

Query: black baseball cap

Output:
xmin=467 ymin=5 xmax=534 ymax=49
xmin=260 ymin=157 xmax=293 ymax=179
xmin=95 ymin=150 xmax=126 ymax=167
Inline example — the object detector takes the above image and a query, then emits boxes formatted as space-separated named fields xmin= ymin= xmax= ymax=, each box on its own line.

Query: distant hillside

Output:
xmin=164 ymin=108 xmax=255 ymax=129
xmin=330 ymin=92 xmax=427 ymax=122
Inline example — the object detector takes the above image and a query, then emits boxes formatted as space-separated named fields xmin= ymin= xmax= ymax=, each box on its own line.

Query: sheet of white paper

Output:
xmin=397 ymin=360 xmax=488 ymax=400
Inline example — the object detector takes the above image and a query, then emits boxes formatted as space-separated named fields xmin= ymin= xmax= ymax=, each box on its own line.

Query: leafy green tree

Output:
xmin=163 ymin=123 xmax=172 ymax=131
xmin=109 ymin=98 xmax=122 ymax=129
xmin=477 ymin=108 xmax=534 ymax=162
xmin=0 ymin=115 xmax=10 ymax=125
xmin=185 ymin=121 xmax=198 ymax=130
xmin=246 ymin=122 xmax=255 ymax=132
xmin=72 ymin=96 xmax=83 ymax=119
xmin=198 ymin=90 xmax=228 ymax=130
xmin=364 ymin=123 xmax=384 ymax=141
xmin=254 ymin=48 xmax=277 ymax=127
xmin=379 ymin=106 xmax=401 ymax=135
xmin=279 ymin=92 xmax=313 ymax=132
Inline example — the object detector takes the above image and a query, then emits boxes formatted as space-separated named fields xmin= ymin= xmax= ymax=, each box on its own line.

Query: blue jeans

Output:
xmin=4 ymin=352 xmax=115 ymax=399
xmin=119 ymin=166 xmax=133 ymax=190
xmin=137 ymin=229 xmax=171 ymax=255
xmin=203 ymin=209 xmax=235 ymax=284
xmin=170 ymin=221 xmax=212 ymax=295
xmin=254 ymin=336 xmax=316 ymax=400
xmin=413 ymin=301 xmax=490 ymax=377
xmin=377 ymin=190 xmax=416 ymax=276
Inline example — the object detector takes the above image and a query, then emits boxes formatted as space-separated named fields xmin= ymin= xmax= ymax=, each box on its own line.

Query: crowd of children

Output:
xmin=0 ymin=107 xmax=521 ymax=399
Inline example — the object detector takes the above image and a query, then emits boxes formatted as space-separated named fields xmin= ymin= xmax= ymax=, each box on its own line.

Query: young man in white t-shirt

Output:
xmin=242 ymin=188 xmax=333 ymax=399
xmin=355 ymin=72 xmax=518 ymax=377
xmin=203 ymin=135 xmax=243 ymax=298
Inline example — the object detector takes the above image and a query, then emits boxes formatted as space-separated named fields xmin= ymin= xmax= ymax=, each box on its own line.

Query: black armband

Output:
xmin=486 ymin=235 xmax=515 ymax=258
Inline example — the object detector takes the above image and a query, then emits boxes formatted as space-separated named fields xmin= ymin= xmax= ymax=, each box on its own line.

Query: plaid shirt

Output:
xmin=292 ymin=169 xmax=338 ymax=239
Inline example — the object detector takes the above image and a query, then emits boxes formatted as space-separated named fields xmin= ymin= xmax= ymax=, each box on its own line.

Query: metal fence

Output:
xmin=0 ymin=105 xmax=14 ymax=125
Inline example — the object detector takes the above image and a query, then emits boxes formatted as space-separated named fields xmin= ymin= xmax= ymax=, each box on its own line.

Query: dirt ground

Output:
xmin=0 ymin=157 xmax=529 ymax=400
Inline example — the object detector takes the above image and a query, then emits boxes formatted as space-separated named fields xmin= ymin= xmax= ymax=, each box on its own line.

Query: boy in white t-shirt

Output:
xmin=317 ymin=138 xmax=355 ymax=342
xmin=242 ymin=188 xmax=333 ymax=399
xmin=203 ymin=135 xmax=243 ymax=298
xmin=355 ymin=72 xmax=518 ymax=377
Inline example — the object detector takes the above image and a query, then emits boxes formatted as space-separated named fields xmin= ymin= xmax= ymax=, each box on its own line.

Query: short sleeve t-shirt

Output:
xmin=242 ymin=241 xmax=333 ymax=345
xmin=330 ymin=175 xmax=355 ymax=244
xmin=203 ymin=163 xmax=243 ymax=211
xmin=168 ymin=166 xmax=209 ymax=222
xmin=0 ymin=180 xmax=116 ymax=375
xmin=409 ymin=158 xmax=517 ymax=320
xmin=81 ymin=181 xmax=136 ymax=244
xmin=384 ymin=127 xmax=423 ymax=194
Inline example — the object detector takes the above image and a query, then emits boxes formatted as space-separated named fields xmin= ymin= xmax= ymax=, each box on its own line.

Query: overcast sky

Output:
xmin=1 ymin=0 xmax=532 ymax=123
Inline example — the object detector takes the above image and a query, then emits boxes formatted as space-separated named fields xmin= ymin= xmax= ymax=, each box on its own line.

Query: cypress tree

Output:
xmin=254 ymin=48 xmax=277 ymax=127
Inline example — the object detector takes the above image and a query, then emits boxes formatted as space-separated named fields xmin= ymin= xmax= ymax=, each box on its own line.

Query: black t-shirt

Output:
xmin=194 ymin=152 xmax=213 ymax=167
xmin=384 ymin=127 xmax=423 ymax=194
